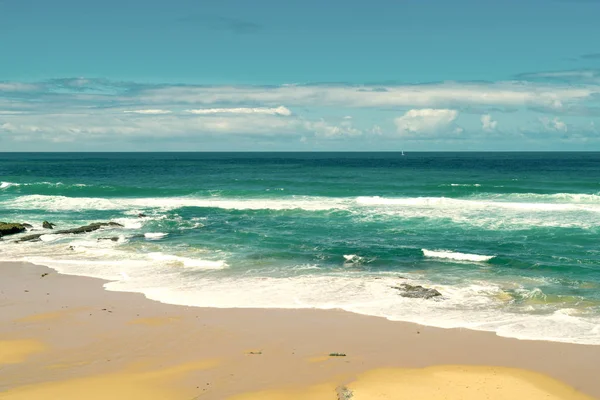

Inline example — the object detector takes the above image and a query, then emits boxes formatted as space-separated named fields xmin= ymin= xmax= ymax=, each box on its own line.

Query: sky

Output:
xmin=1 ymin=0 xmax=600 ymax=151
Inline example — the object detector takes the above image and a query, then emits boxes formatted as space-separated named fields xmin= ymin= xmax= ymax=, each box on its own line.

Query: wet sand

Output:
xmin=1 ymin=261 xmax=599 ymax=399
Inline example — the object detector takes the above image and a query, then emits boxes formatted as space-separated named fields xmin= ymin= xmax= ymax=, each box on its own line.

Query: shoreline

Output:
xmin=1 ymin=261 xmax=600 ymax=399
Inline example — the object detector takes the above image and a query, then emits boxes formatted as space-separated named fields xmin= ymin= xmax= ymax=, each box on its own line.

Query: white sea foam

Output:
xmin=4 ymin=193 xmax=600 ymax=231
xmin=343 ymin=254 xmax=364 ymax=264
xmin=2 ymin=195 xmax=347 ymax=212
xmin=354 ymin=196 xmax=600 ymax=229
xmin=422 ymin=249 xmax=494 ymax=262
xmin=112 ymin=218 xmax=145 ymax=230
xmin=0 ymin=181 xmax=89 ymax=189
xmin=0 ymin=181 xmax=18 ymax=189
xmin=103 ymin=273 xmax=600 ymax=345
xmin=147 ymin=252 xmax=227 ymax=269
xmin=39 ymin=234 xmax=63 ymax=242
xmin=5 ymin=193 xmax=600 ymax=214
xmin=144 ymin=232 xmax=168 ymax=240
xmin=1 ymin=235 xmax=598 ymax=344
xmin=291 ymin=264 xmax=322 ymax=271
xmin=355 ymin=195 xmax=600 ymax=211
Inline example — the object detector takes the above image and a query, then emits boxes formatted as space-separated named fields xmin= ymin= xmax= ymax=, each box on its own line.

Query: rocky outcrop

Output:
xmin=392 ymin=283 xmax=442 ymax=299
xmin=0 ymin=222 xmax=26 ymax=237
xmin=98 ymin=237 xmax=120 ymax=242
xmin=18 ymin=222 xmax=124 ymax=242
xmin=42 ymin=221 xmax=56 ymax=229
xmin=22 ymin=223 xmax=33 ymax=229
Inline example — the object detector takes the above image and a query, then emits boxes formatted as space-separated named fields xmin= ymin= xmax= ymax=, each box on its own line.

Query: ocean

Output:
xmin=1 ymin=152 xmax=599 ymax=344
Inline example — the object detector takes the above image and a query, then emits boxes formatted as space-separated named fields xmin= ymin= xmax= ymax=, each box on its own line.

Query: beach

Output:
xmin=1 ymin=260 xmax=599 ymax=399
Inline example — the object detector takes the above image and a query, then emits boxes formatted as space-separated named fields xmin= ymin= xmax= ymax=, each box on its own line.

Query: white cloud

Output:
xmin=123 ymin=109 xmax=172 ymax=115
xmin=305 ymin=119 xmax=362 ymax=138
xmin=0 ymin=111 xmax=26 ymax=115
xmin=540 ymin=116 xmax=568 ymax=132
xmin=0 ymin=82 xmax=40 ymax=92
xmin=138 ymin=82 xmax=595 ymax=110
xmin=0 ymin=110 xmax=376 ymax=144
xmin=394 ymin=109 xmax=458 ymax=136
xmin=3 ymin=76 xmax=600 ymax=149
xmin=522 ymin=71 xmax=599 ymax=82
xmin=370 ymin=125 xmax=383 ymax=135
xmin=185 ymin=106 xmax=292 ymax=116
xmin=481 ymin=114 xmax=498 ymax=131
xmin=0 ymin=112 xmax=301 ymax=142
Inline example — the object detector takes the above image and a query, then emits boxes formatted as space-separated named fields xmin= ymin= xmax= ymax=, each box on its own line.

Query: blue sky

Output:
xmin=1 ymin=0 xmax=600 ymax=151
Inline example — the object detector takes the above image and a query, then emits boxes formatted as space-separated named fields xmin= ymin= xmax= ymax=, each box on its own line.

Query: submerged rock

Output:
xmin=0 ymin=222 xmax=27 ymax=237
xmin=42 ymin=221 xmax=56 ymax=229
xmin=98 ymin=237 xmax=120 ymax=242
xmin=392 ymin=283 xmax=442 ymax=299
xmin=18 ymin=222 xmax=124 ymax=242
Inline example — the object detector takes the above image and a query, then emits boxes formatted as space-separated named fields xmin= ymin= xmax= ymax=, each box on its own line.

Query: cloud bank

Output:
xmin=1 ymin=70 xmax=600 ymax=150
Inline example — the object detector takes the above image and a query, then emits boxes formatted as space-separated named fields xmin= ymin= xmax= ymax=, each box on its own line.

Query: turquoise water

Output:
xmin=1 ymin=152 xmax=600 ymax=344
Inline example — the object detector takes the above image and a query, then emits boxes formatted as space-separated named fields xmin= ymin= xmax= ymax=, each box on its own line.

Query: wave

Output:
xmin=144 ymin=232 xmax=168 ymax=240
xmin=355 ymin=195 xmax=600 ymax=211
xmin=0 ymin=181 xmax=90 ymax=190
xmin=7 ymin=193 xmax=600 ymax=212
xmin=343 ymin=254 xmax=364 ymax=263
xmin=1 ymin=194 xmax=347 ymax=212
xmin=422 ymin=249 xmax=495 ymax=262
xmin=0 ymin=238 xmax=597 ymax=344
xmin=3 ymin=193 xmax=600 ymax=232
xmin=103 ymin=273 xmax=600 ymax=345
xmin=147 ymin=252 xmax=227 ymax=270
xmin=0 ymin=181 xmax=17 ymax=189
xmin=473 ymin=192 xmax=600 ymax=204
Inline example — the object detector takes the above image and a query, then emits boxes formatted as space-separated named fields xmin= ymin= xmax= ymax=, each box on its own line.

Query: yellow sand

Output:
xmin=129 ymin=316 xmax=181 ymax=326
xmin=229 ymin=365 xmax=595 ymax=400
xmin=227 ymin=383 xmax=338 ymax=400
xmin=0 ymin=339 xmax=45 ymax=364
xmin=0 ymin=359 xmax=219 ymax=400
xmin=16 ymin=308 xmax=87 ymax=323
xmin=349 ymin=366 xmax=595 ymax=400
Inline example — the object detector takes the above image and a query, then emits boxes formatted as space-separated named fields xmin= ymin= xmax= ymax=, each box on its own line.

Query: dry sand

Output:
xmin=0 ymin=261 xmax=598 ymax=399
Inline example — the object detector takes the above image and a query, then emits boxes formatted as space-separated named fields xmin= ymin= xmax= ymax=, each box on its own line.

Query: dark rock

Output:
xmin=62 ymin=222 xmax=123 ymax=234
xmin=18 ymin=222 xmax=124 ymax=242
xmin=0 ymin=222 xmax=26 ymax=237
xmin=98 ymin=237 xmax=119 ymax=242
xmin=138 ymin=213 xmax=147 ymax=218
xmin=392 ymin=283 xmax=442 ymax=299
xmin=43 ymin=221 xmax=56 ymax=229
xmin=22 ymin=223 xmax=33 ymax=229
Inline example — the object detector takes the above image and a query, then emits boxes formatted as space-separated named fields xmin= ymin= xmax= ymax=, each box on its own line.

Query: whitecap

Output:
xmin=144 ymin=232 xmax=168 ymax=240
xmin=422 ymin=249 xmax=494 ymax=262
xmin=147 ymin=252 xmax=227 ymax=270
xmin=0 ymin=181 xmax=18 ymax=189
xmin=343 ymin=254 xmax=364 ymax=264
